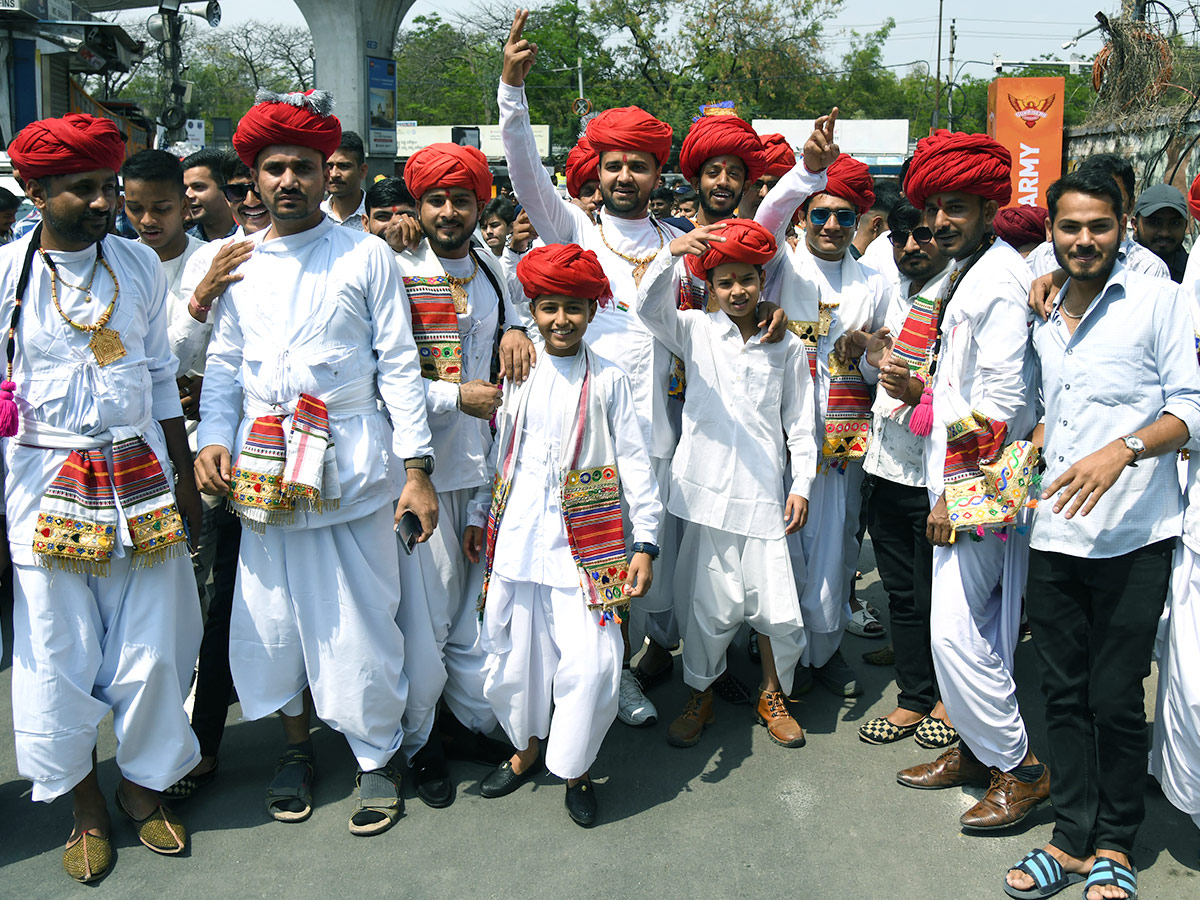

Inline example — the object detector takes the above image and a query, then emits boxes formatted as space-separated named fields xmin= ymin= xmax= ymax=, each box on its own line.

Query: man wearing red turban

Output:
xmin=1 ymin=113 xmax=206 ymax=882
xmin=678 ymin=115 xmax=765 ymax=227
xmin=634 ymin=215 xmax=816 ymax=752
xmin=893 ymin=129 xmax=1050 ymax=836
xmin=756 ymin=114 xmax=892 ymax=706
xmin=993 ymin=205 xmax=1048 ymax=257
xmin=196 ymin=90 xmax=440 ymax=838
xmin=389 ymin=137 xmax=531 ymax=813
xmin=739 ymin=133 xmax=796 ymax=219
xmin=564 ymin=137 xmax=602 ymax=216
xmin=498 ymin=9 xmax=692 ymax=725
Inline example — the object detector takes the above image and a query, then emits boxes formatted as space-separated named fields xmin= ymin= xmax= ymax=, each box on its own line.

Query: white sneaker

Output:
xmin=617 ymin=668 xmax=657 ymax=727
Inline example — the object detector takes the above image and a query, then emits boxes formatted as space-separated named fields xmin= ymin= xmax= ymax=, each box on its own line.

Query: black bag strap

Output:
xmin=5 ymin=224 xmax=42 ymax=380
xmin=926 ymin=232 xmax=995 ymax=380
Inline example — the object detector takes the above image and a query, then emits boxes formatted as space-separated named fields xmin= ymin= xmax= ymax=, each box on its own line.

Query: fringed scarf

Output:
xmin=229 ymin=393 xmax=340 ymax=531
xmin=404 ymin=275 xmax=463 ymax=383
xmin=480 ymin=347 xmax=631 ymax=621
xmin=34 ymin=436 xmax=186 ymax=574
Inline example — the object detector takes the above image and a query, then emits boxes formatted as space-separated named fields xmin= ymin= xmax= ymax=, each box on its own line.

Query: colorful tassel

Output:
xmin=0 ymin=380 xmax=18 ymax=437
xmin=908 ymin=381 xmax=934 ymax=437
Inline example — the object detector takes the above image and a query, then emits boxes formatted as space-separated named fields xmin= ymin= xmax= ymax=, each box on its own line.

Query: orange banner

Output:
xmin=987 ymin=77 xmax=1064 ymax=209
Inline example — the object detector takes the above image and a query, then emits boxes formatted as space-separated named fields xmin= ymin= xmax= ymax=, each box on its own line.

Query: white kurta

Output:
xmin=0 ymin=233 xmax=200 ymax=801
xmin=924 ymin=238 xmax=1036 ymax=770
xmin=394 ymin=241 xmax=504 ymax=757
xmin=474 ymin=349 xmax=662 ymax=779
xmin=197 ymin=217 xmax=433 ymax=766
xmin=636 ymin=248 xmax=816 ymax=692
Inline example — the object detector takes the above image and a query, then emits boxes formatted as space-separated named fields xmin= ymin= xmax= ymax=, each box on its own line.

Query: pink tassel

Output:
xmin=908 ymin=384 xmax=934 ymax=437
xmin=0 ymin=381 xmax=18 ymax=437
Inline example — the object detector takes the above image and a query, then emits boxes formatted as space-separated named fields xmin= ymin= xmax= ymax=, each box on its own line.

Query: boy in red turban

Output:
xmin=462 ymin=242 xmax=661 ymax=828
xmin=633 ymin=218 xmax=816 ymax=749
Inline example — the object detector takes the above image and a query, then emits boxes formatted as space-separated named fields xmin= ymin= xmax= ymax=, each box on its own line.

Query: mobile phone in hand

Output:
xmin=396 ymin=510 xmax=422 ymax=555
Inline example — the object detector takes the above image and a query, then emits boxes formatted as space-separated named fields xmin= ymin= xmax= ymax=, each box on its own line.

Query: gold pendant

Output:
xmin=632 ymin=261 xmax=649 ymax=286
xmin=817 ymin=304 xmax=834 ymax=337
xmin=448 ymin=283 xmax=468 ymax=314
xmin=89 ymin=327 xmax=126 ymax=367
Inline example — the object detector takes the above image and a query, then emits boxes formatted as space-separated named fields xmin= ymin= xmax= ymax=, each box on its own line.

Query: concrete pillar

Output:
xmin=293 ymin=0 xmax=415 ymax=176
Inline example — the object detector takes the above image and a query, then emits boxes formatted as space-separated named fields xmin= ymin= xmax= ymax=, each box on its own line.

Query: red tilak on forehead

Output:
xmin=391 ymin=206 xmax=400 ymax=214
xmin=621 ymin=153 xmax=629 ymax=165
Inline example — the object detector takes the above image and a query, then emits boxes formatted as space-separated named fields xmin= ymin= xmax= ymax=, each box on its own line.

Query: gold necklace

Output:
xmin=596 ymin=217 xmax=663 ymax=286
xmin=443 ymin=256 xmax=478 ymax=314
xmin=40 ymin=246 xmax=126 ymax=366
xmin=52 ymin=254 xmax=101 ymax=299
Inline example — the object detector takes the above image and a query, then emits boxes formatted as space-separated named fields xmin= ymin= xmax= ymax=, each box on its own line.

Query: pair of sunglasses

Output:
xmin=808 ymin=207 xmax=858 ymax=227
xmin=889 ymin=226 xmax=935 ymax=246
xmin=222 ymin=182 xmax=257 ymax=202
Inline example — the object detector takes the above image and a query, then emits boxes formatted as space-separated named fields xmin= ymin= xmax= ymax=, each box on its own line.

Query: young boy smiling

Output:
xmin=464 ymin=243 xmax=662 ymax=827
xmin=635 ymin=218 xmax=817 ymax=749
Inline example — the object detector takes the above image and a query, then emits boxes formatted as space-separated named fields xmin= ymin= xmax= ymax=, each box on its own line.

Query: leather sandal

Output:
xmin=265 ymin=745 xmax=315 ymax=823
xmin=348 ymin=766 xmax=404 ymax=837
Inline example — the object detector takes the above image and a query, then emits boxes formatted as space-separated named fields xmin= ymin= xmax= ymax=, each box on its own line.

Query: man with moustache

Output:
xmin=893 ymin=130 xmax=1049 ymax=833
xmin=498 ymin=9 xmax=686 ymax=727
xmin=678 ymin=115 xmax=765 ymax=229
xmin=1004 ymin=169 xmax=1200 ymax=900
xmin=194 ymin=89 xmax=436 ymax=837
xmin=183 ymin=148 xmax=236 ymax=242
xmin=389 ymin=142 xmax=530 ymax=810
xmin=1131 ymin=183 xmax=1190 ymax=283
xmin=852 ymin=201 xmax=959 ymax=749
xmin=322 ymin=131 xmax=368 ymax=231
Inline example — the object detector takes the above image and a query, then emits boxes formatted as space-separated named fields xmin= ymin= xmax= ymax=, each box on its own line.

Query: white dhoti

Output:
xmin=231 ymin=504 xmax=408 ymax=772
xmin=783 ymin=462 xmax=863 ymax=668
xmin=397 ymin=487 xmax=496 ymax=760
xmin=930 ymin=525 xmax=1030 ymax=771
xmin=11 ymin=556 xmax=201 ymax=802
xmin=676 ymin=522 xmax=805 ymax=696
xmin=481 ymin=577 xmax=622 ymax=780
xmin=628 ymin=455 xmax=680 ymax=650
xmin=1150 ymin=541 xmax=1200 ymax=829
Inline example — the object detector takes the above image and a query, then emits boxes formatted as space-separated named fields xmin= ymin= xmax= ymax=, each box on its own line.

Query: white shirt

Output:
xmin=176 ymin=227 xmax=250 ymax=377
xmin=862 ymin=266 xmax=953 ymax=488
xmin=197 ymin=218 xmax=433 ymax=527
xmin=499 ymin=80 xmax=686 ymax=459
xmin=1027 ymin=237 xmax=1170 ymax=279
xmin=321 ymin=192 xmax=366 ymax=231
xmin=923 ymin=238 xmax=1035 ymax=496
xmin=0 ymin=234 xmax=182 ymax=566
xmin=482 ymin=350 xmax=662 ymax=586
xmin=1031 ymin=264 xmax=1200 ymax=558
xmin=144 ymin=234 xmax=208 ymax=378
xmin=636 ymin=248 xmax=817 ymax=538
xmin=394 ymin=242 xmax=499 ymax=493
xmin=860 ymin=230 xmax=899 ymax=286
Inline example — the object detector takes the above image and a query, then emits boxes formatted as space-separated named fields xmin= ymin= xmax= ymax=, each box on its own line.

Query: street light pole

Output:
xmin=932 ymin=0 xmax=944 ymax=131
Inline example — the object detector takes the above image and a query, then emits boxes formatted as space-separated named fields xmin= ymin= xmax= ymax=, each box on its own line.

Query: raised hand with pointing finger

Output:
xmin=502 ymin=9 xmax=538 ymax=88
xmin=803 ymin=107 xmax=840 ymax=174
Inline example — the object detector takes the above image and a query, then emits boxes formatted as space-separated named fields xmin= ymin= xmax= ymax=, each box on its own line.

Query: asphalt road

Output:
xmin=1 ymin=538 xmax=1197 ymax=899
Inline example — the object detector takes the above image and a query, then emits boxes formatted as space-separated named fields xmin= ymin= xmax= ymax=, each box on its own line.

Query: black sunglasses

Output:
xmin=222 ymin=182 xmax=257 ymax=202
xmin=808 ymin=207 xmax=858 ymax=228
xmin=889 ymin=226 xmax=935 ymax=246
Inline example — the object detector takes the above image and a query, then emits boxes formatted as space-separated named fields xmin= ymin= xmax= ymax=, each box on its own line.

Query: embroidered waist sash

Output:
xmin=824 ymin=354 xmax=872 ymax=460
xmin=229 ymin=393 xmax=340 ymax=531
xmin=404 ymin=275 xmax=463 ymax=384
xmin=35 ymin=435 xmax=186 ymax=575
xmin=943 ymin=410 xmax=1037 ymax=532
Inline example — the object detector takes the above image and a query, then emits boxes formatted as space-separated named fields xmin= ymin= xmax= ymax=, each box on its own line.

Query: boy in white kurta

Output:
xmin=637 ymin=218 xmax=817 ymax=749
xmin=463 ymin=243 xmax=661 ymax=828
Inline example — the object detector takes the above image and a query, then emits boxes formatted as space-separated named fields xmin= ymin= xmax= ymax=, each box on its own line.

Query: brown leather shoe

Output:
xmin=960 ymin=765 xmax=1050 ymax=829
xmin=756 ymin=690 xmax=806 ymax=748
xmin=667 ymin=688 xmax=714 ymax=748
xmin=896 ymin=746 xmax=992 ymax=790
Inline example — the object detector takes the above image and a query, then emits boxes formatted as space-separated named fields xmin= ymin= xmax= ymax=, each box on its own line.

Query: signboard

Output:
xmin=987 ymin=76 xmax=1064 ymax=209
xmin=395 ymin=123 xmax=551 ymax=160
xmin=753 ymin=118 xmax=909 ymax=158
xmin=365 ymin=56 xmax=397 ymax=156
xmin=185 ymin=118 xmax=205 ymax=146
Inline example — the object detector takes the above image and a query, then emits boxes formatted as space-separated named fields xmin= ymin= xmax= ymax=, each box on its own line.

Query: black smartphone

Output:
xmin=396 ymin=510 xmax=422 ymax=555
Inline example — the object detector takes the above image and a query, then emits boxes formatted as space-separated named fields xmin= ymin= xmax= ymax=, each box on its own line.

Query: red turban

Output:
xmin=678 ymin=116 xmax=765 ymax=185
xmin=233 ymin=89 xmax=341 ymax=168
xmin=1189 ymin=172 xmax=1200 ymax=221
xmin=8 ymin=114 xmax=125 ymax=180
xmin=904 ymin=129 xmax=1012 ymax=209
xmin=759 ymin=133 xmax=796 ymax=178
xmin=685 ymin=219 xmax=778 ymax=280
xmin=517 ymin=243 xmax=613 ymax=306
xmin=564 ymin=138 xmax=599 ymax=199
xmin=819 ymin=153 xmax=875 ymax=215
xmin=993 ymin=205 xmax=1049 ymax=248
xmin=585 ymin=106 xmax=673 ymax=168
xmin=404 ymin=143 xmax=493 ymax=203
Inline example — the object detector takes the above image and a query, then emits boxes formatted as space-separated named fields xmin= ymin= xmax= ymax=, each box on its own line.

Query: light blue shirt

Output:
xmin=1031 ymin=263 xmax=1200 ymax=558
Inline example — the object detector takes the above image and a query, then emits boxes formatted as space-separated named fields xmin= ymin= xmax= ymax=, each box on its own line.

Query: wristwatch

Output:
xmin=631 ymin=541 xmax=660 ymax=559
xmin=404 ymin=455 xmax=435 ymax=475
xmin=1121 ymin=435 xmax=1145 ymax=467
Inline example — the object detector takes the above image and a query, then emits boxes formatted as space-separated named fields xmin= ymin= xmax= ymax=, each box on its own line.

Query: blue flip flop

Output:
xmin=1082 ymin=858 xmax=1137 ymax=900
xmin=1004 ymin=848 xmax=1085 ymax=899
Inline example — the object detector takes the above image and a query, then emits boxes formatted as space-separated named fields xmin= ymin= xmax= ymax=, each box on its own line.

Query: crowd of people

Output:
xmin=1 ymin=9 xmax=1198 ymax=898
